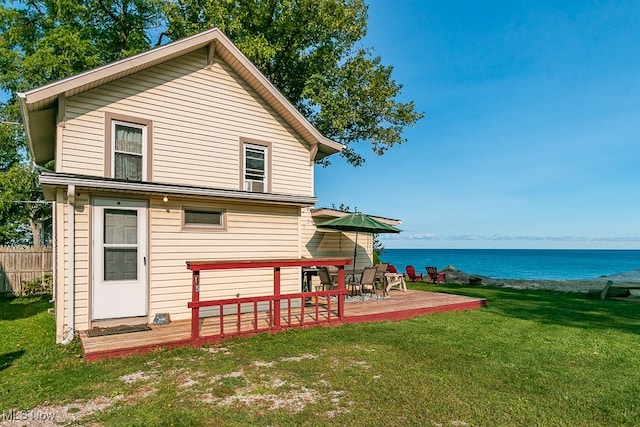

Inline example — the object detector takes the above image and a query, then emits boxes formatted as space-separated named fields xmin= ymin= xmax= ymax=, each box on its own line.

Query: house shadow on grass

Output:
xmin=0 ymin=295 xmax=52 ymax=321
xmin=0 ymin=349 xmax=26 ymax=372
xmin=430 ymin=285 xmax=640 ymax=335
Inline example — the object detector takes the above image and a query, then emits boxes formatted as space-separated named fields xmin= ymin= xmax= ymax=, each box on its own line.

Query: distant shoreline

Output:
xmin=382 ymin=248 xmax=640 ymax=281
xmin=443 ymin=266 xmax=640 ymax=293
xmin=387 ymin=248 xmax=640 ymax=250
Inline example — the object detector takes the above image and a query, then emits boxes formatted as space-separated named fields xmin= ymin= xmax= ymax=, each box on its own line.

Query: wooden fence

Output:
xmin=0 ymin=246 xmax=53 ymax=296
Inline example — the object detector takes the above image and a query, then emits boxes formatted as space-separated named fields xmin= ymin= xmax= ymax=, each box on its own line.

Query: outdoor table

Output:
xmin=345 ymin=269 xmax=364 ymax=284
xmin=384 ymin=272 xmax=407 ymax=294
xmin=301 ymin=267 xmax=319 ymax=292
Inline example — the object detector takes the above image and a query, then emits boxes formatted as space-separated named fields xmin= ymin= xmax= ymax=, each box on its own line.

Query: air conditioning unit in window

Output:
xmin=245 ymin=180 xmax=264 ymax=193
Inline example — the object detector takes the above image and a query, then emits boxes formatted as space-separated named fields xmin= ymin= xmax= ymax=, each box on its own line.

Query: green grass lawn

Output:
xmin=1 ymin=285 xmax=639 ymax=426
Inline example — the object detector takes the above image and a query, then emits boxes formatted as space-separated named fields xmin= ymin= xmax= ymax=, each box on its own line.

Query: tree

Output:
xmin=0 ymin=0 xmax=163 ymax=96
xmin=162 ymin=0 xmax=423 ymax=165
xmin=3 ymin=1 xmax=421 ymax=165
xmin=0 ymin=163 xmax=50 ymax=246
xmin=0 ymin=0 xmax=163 ymax=245
xmin=0 ymin=0 xmax=423 ymax=242
xmin=372 ymin=233 xmax=385 ymax=265
xmin=0 ymin=109 xmax=23 ymax=172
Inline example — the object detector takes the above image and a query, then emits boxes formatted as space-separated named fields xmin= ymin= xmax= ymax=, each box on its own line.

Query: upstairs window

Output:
xmin=105 ymin=113 xmax=152 ymax=181
xmin=113 ymin=121 xmax=146 ymax=181
xmin=243 ymin=142 xmax=269 ymax=192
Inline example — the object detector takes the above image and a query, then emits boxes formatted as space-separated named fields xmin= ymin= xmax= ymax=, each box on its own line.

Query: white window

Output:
xmin=112 ymin=120 xmax=147 ymax=181
xmin=244 ymin=143 xmax=268 ymax=192
xmin=183 ymin=207 xmax=226 ymax=229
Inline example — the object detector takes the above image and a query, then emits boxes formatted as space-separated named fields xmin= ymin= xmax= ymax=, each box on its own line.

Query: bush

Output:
xmin=21 ymin=274 xmax=53 ymax=296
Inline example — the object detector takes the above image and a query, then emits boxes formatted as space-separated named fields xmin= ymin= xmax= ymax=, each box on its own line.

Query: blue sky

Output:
xmin=315 ymin=0 xmax=640 ymax=249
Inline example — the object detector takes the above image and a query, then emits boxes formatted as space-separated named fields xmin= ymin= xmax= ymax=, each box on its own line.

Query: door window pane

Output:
xmin=104 ymin=209 xmax=138 ymax=244
xmin=104 ymin=248 xmax=138 ymax=281
xmin=103 ymin=209 xmax=138 ymax=281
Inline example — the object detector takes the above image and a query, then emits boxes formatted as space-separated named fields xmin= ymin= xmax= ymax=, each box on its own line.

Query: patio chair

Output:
xmin=327 ymin=265 xmax=339 ymax=276
xmin=316 ymin=267 xmax=337 ymax=292
xmin=358 ymin=266 xmax=378 ymax=295
xmin=373 ymin=263 xmax=389 ymax=292
xmin=405 ymin=265 xmax=424 ymax=282
xmin=387 ymin=264 xmax=398 ymax=274
xmin=426 ymin=266 xmax=446 ymax=284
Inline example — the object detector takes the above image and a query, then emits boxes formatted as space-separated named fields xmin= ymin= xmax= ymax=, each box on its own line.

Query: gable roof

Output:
xmin=17 ymin=27 xmax=343 ymax=164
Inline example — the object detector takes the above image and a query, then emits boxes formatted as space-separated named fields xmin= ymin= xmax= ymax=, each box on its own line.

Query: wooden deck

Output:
xmin=80 ymin=290 xmax=487 ymax=362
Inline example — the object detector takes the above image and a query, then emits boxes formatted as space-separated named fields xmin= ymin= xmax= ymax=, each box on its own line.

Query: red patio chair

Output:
xmin=426 ymin=266 xmax=446 ymax=284
xmin=387 ymin=265 xmax=398 ymax=274
xmin=405 ymin=265 xmax=424 ymax=282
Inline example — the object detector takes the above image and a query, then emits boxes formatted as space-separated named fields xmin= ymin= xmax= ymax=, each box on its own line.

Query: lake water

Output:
xmin=380 ymin=249 xmax=640 ymax=280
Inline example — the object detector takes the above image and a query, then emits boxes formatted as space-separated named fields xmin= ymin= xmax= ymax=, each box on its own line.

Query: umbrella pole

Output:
xmin=352 ymin=231 xmax=358 ymax=275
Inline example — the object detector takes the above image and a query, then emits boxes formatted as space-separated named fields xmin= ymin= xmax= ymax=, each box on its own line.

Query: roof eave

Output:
xmin=39 ymin=172 xmax=318 ymax=206
xmin=314 ymin=138 xmax=344 ymax=161
xmin=19 ymin=27 xmax=343 ymax=162
xmin=16 ymin=92 xmax=34 ymax=159
xmin=18 ymin=28 xmax=223 ymax=111
xmin=18 ymin=94 xmax=56 ymax=164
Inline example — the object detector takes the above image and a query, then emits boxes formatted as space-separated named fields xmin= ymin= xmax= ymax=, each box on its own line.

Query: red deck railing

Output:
xmin=186 ymin=258 xmax=352 ymax=342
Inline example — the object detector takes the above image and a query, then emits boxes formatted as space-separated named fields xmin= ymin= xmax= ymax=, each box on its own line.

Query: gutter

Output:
xmin=39 ymin=172 xmax=318 ymax=206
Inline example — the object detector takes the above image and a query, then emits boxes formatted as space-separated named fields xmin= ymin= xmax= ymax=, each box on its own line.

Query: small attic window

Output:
xmin=183 ymin=207 xmax=226 ymax=229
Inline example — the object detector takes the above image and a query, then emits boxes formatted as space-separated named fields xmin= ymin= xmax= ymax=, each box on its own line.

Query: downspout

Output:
xmin=50 ymin=195 xmax=56 ymax=303
xmin=61 ymin=185 xmax=75 ymax=345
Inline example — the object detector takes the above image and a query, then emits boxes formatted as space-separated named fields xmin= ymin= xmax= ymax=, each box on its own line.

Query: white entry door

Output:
xmin=92 ymin=198 xmax=148 ymax=320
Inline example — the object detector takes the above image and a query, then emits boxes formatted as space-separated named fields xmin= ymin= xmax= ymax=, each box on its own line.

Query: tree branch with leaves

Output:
xmin=163 ymin=0 xmax=423 ymax=166
xmin=0 ymin=0 xmax=424 ymax=245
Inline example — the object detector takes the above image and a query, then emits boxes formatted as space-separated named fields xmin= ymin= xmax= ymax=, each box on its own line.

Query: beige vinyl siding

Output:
xmin=59 ymin=111 xmax=105 ymax=175
xmin=57 ymin=192 xmax=306 ymax=331
xmin=62 ymin=49 xmax=313 ymax=196
xmin=148 ymin=197 xmax=302 ymax=321
xmin=58 ymin=192 xmax=91 ymax=339
xmin=300 ymin=207 xmax=318 ymax=259
xmin=54 ymin=191 xmax=65 ymax=342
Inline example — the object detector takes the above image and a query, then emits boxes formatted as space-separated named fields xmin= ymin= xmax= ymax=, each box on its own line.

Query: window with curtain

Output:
xmin=113 ymin=121 xmax=145 ymax=181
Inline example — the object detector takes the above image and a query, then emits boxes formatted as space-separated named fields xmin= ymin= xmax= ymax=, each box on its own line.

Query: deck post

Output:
xmin=274 ymin=266 xmax=281 ymax=329
xmin=191 ymin=270 xmax=200 ymax=340
xmin=337 ymin=266 xmax=345 ymax=319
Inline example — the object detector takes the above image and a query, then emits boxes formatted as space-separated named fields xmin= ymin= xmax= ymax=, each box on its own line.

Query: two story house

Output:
xmin=17 ymin=28 xmax=369 ymax=344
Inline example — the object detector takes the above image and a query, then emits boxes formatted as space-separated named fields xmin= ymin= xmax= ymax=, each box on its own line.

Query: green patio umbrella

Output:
xmin=316 ymin=213 xmax=401 ymax=273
